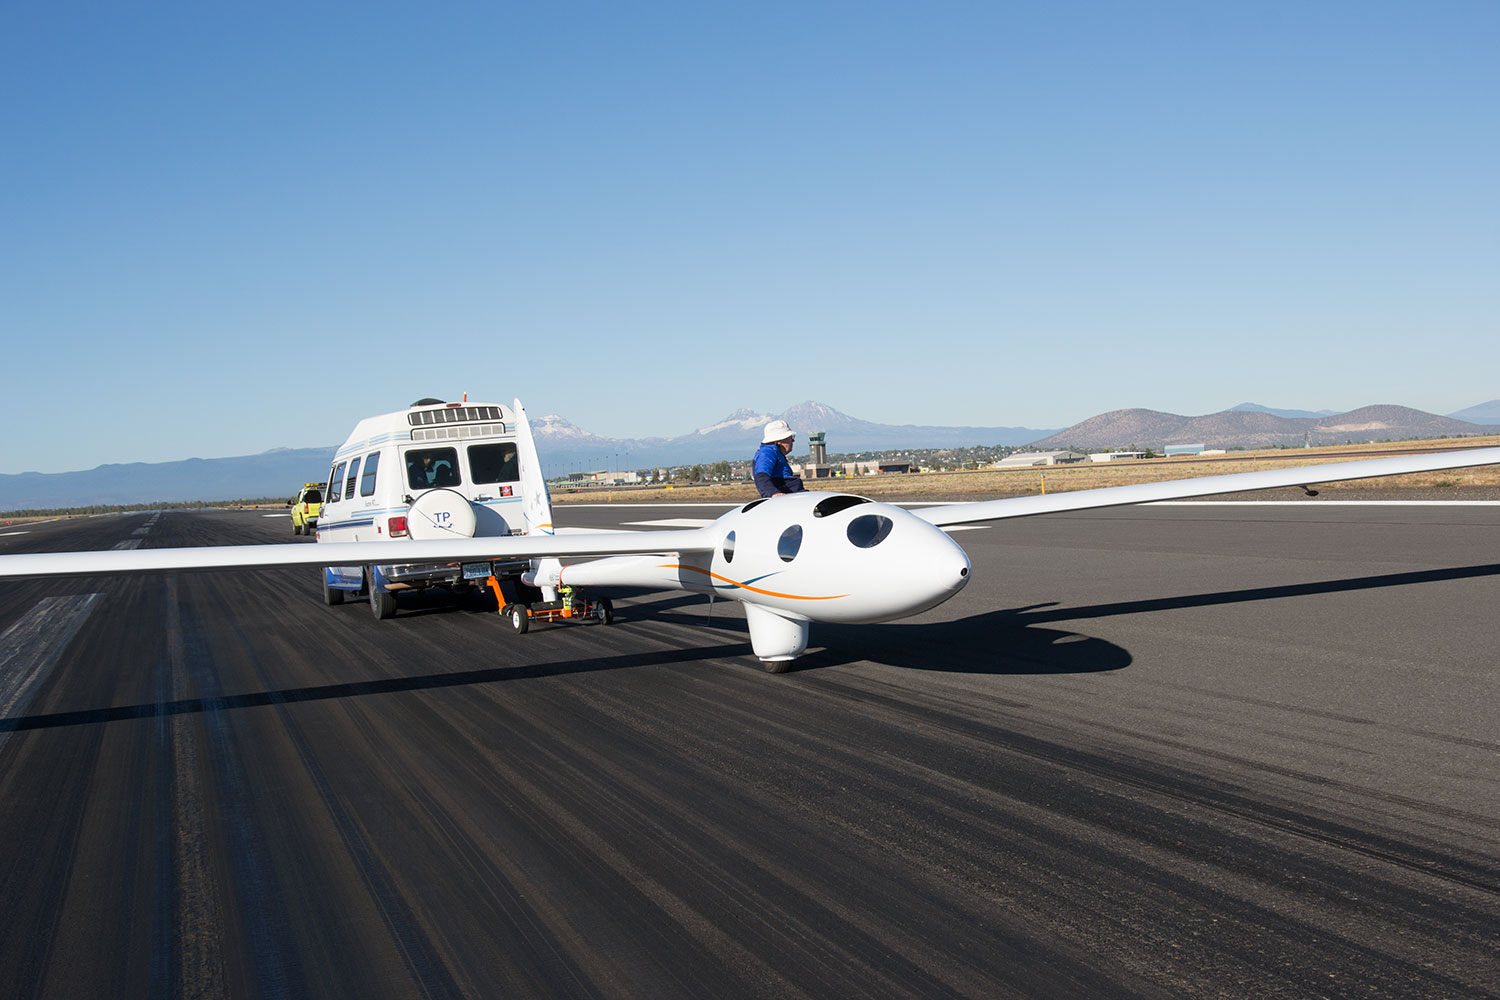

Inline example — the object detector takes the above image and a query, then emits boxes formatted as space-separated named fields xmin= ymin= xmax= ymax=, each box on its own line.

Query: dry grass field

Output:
xmin=553 ymin=435 xmax=1500 ymax=504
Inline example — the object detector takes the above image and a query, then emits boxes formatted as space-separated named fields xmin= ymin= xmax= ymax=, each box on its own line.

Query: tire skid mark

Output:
xmin=819 ymin=672 xmax=1500 ymax=896
xmin=325 ymin=686 xmax=603 ymax=998
xmin=174 ymin=577 xmax=308 ymax=999
xmin=553 ymin=671 xmax=1163 ymax=998
xmin=783 ymin=673 xmax=1500 ymax=991
xmin=441 ymin=667 xmax=1036 ymax=999
xmin=223 ymin=618 xmax=467 ymax=1000
xmin=577 ymin=668 xmax=1498 ymax=998
xmin=159 ymin=577 xmax=229 ymax=999
xmin=454 ymin=692 xmax=822 ymax=1000
xmin=0 ymin=595 xmax=107 ymax=999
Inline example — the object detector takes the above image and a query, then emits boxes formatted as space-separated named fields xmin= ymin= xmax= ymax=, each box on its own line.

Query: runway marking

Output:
xmin=1153 ymin=500 xmax=1500 ymax=506
xmin=113 ymin=539 xmax=143 ymax=550
xmin=624 ymin=518 xmax=719 ymax=528
xmin=132 ymin=526 xmax=151 ymax=535
xmin=0 ymin=594 xmax=103 ymax=749
xmin=263 ymin=513 xmax=290 ymax=518
xmin=1 ymin=531 xmax=27 ymax=536
xmin=566 ymin=502 xmax=740 ymax=508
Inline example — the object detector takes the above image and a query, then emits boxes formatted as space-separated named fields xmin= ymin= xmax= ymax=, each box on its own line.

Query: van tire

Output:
xmin=323 ymin=573 xmax=345 ymax=605
xmin=369 ymin=575 xmax=398 ymax=619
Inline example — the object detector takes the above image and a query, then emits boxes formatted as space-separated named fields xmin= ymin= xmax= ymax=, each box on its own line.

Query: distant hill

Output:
xmin=1033 ymin=404 xmax=1498 ymax=451
xmin=1449 ymin=399 xmax=1500 ymax=424
xmin=1229 ymin=402 xmax=1339 ymax=419
xmin=0 ymin=447 xmax=336 ymax=511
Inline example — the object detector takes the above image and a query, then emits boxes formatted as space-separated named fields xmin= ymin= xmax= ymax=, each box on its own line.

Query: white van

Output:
xmin=317 ymin=397 xmax=553 ymax=617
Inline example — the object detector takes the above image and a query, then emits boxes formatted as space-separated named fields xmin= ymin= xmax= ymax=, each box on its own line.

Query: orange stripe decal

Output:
xmin=660 ymin=563 xmax=846 ymax=601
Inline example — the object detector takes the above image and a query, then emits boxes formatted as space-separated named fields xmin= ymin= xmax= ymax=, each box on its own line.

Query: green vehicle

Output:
xmin=289 ymin=483 xmax=324 ymax=535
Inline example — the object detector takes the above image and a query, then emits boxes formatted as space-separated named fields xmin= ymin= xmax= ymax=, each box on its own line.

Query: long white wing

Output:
xmin=0 ymin=528 xmax=717 ymax=580
xmin=917 ymin=447 xmax=1500 ymax=527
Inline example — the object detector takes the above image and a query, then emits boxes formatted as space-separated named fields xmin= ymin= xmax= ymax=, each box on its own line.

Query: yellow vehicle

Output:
xmin=289 ymin=483 xmax=324 ymax=535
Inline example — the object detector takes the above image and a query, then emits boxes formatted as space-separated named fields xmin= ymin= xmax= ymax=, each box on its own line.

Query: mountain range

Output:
xmin=1031 ymin=403 xmax=1499 ymax=452
xmin=2 ymin=399 xmax=1496 ymax=510
xmin=528 ymin=401 xmax=1057 ymax=476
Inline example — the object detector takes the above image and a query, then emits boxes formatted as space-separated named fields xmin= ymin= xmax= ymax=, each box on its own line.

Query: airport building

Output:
xmin=994 ymin=450 xmax=1087 ymax=468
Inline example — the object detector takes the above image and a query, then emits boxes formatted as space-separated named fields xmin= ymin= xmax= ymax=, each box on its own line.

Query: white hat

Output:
xmin=762 ymin=419 xmax=795 ymax=444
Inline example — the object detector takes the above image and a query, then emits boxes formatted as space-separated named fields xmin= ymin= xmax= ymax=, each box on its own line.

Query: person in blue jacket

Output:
xmin=753 ymin=420 xmax=807 ymax=498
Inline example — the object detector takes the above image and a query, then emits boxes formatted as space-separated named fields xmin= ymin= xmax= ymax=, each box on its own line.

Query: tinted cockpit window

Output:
xmin=846 ymin=514 xmax=893 ymax=548
xmin=777 ymin=524 xmax=803 ymax=562
xmin=406 ymin=448 xmax=461 ymax=489
xmin=813 ymin=495 xmax=870 ymax=518
xmin=469 ymin=443 xmax=520 ymax=484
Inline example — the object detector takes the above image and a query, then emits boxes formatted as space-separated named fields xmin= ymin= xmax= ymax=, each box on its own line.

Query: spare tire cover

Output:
xmin=407 ymin=488 xmax=478 ymax=540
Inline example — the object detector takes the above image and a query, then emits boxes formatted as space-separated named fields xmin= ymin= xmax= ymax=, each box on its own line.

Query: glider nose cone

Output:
xmin=942 ymin=546 xmax=971 ymax=593
xmin=908 ymin=535 xmax=970 ymax=612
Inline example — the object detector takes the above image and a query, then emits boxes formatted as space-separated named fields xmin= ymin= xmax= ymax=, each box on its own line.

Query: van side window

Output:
xmin=360 ymin=452 xmax=380 ymax=496
xmin=345 ymin=457 xmax=361 ymax=501
xmin=328 ymin=462 xmax=346 ymax=502
xmin=468 ymin=443 xmax=520 ymax=484
xmin=405 ymin=447 xmax=461 ymax=490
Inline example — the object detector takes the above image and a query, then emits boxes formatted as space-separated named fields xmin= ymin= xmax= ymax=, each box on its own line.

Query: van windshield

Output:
xmin=469 ymin=443 xmax=520 ymax=484
xmin=405 ymin=448 xmax=461 ymax=489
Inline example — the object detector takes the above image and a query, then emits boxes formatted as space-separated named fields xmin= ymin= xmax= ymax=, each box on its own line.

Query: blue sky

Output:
xmin=3 ymin=1 xmax=1496 ymax=473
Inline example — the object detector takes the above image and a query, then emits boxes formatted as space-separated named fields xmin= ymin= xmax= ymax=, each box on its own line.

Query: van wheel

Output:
xmin=323 ymin=573 xmax=345 ymax=605
xmin=369 ymin=580 xmax=398 ymax=619
xmin=509 ymin=604 xmax=530 ymax=634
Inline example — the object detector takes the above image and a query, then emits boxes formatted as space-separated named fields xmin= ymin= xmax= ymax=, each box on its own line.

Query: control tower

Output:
xmin=806 ymin=431 xmax=832 ymax=479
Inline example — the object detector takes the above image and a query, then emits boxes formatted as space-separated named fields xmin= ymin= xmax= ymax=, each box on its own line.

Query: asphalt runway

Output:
xmin=1 ymin=501 xmax=1497 ymax=999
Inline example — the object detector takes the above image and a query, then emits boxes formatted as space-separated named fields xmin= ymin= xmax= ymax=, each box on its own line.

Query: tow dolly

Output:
xmin=484 ymin=578 xmax=613 ymax=633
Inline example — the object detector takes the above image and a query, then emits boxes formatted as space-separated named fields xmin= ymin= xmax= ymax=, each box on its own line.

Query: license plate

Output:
xmin=462 ymin=562 xmax=493 ymax=580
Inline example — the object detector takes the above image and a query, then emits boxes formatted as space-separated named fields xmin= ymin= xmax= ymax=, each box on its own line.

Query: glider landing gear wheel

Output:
xmin=508 ymin=604 xmax=530 ymax=634
xmin=594 ymin=597 xmax=614 ymax=624
xmin=762 ymin=659 xmax=793 ymax=674
xmin=369 ymin=578 xmax=398 ymax=620
xmin=323 ymin=573 xmax=345 ymax=605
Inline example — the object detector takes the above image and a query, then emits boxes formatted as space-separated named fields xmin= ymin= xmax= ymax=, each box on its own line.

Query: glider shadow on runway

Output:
xmin=0 ymin=642 xmax=730 ymax=735
xmin=643 ymin=595 xmax=1132 ymax=675
xmin=1008 ymin=562 xmax=1500 ymax=627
